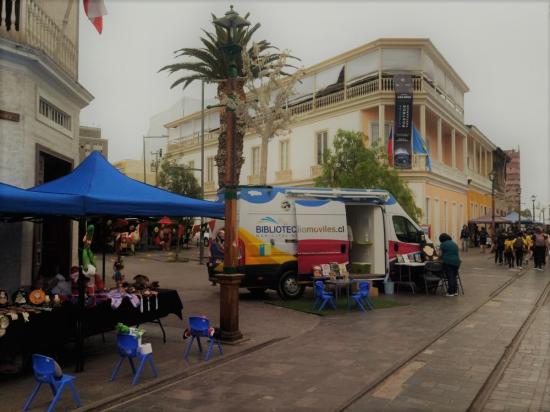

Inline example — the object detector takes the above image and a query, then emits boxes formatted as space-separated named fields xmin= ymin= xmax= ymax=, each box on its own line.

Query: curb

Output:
xmin=77 ymin=336 xmax=287 ymax=412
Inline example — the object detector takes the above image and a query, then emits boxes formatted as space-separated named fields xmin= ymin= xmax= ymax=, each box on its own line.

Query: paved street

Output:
xmin=3 ymin=247 xmax=550 ymax=412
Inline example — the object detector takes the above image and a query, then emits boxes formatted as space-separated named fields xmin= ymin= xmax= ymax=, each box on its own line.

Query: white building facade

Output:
xmin=0 ymin=0 xmax=93 ymax=290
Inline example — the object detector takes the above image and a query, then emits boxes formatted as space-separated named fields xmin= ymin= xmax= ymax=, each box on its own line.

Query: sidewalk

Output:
xmin=103 ymin=251 xmax=527 ymax=412
xmin=2 ymin=249 xmax=541 ymax=412
xmin=0 ymin=248 xmax=318 ymax=412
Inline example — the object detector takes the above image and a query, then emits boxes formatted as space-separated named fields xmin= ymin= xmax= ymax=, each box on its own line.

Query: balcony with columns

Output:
xmin=0 ymin=0 xmax=78 ymax=79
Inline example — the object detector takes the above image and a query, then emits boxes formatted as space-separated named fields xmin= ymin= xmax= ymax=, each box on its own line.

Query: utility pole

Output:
xmin=142 ymin=135 xmax=168 ymax=184
xmin=200 ymin=80 xmax=206 ymax=265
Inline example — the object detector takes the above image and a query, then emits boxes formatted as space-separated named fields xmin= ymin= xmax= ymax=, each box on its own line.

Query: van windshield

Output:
xmin=392 ymin=215 xmax=420 ymax=243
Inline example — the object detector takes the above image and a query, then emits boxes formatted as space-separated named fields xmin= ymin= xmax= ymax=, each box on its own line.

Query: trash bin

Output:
xmin=384 ymin=280 xmax=395 ymax=295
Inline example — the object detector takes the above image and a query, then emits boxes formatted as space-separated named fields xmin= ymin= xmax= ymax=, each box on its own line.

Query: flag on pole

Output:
xmin=412 ymin=125 xmax=432 ymax=171
xmin=387 ymin=126 xmax=394 ymax=167
xmin=83 ymin=0 xmax=107 ymax=34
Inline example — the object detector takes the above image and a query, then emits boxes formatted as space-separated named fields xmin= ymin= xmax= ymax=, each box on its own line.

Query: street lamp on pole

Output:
xmin=212 ymin=6 xmax=250 ymax=342
xmin=531 ymin=195 xmax=537 ymax=224
xmin=489 ymin=170 xmax=496 ymax=238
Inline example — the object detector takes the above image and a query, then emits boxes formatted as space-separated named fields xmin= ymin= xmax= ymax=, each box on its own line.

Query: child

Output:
xmin=113 ymin=258 xmax=125 ymax=286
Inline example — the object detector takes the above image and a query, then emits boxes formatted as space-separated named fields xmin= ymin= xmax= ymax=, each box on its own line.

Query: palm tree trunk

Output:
xmin=259 ymin=131 xmax=269 ymax=185
xmin=215 ymin=81 xmax=246 ymax=189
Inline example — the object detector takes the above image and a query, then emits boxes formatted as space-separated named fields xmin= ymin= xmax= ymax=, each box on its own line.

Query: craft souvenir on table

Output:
xmin=312 ymin=266 xmax=322 ymax=277
xmin=29 ymin=289 xmax=46 ymax=305
xmin=0 ymin=290 xmax=8 ymax=307
xmin=402 ymin=254 xmax=411 ymax=263
xmin=133 ymin=274 xmax=150 ymax=290
xmin=422 ymin=245 xmax=435 ymax=260
xmin=82 ymin=224 xmax=96 ymax=276
xmin=12 ymin=289 xmax=27 ymax=305
xmin=396 ymin=254 xmax=405 ymax=263
xmin=53 ymin=294 xmax=61 ymax=307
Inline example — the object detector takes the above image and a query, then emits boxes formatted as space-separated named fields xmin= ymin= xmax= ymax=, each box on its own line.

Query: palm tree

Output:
xmin=160 ymin=10 xmax=284 ymax=187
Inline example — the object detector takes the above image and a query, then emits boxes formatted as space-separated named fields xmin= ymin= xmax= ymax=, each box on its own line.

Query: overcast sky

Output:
xmin=79 ymin=0 xmax=549 ymax=208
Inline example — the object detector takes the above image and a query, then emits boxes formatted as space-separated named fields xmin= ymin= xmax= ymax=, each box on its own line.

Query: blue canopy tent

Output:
xmin=28 ymin=151 xmax=224 ymax=218
xmin=0 ymin=182 xmax=83 ymax=216
xmin=505 ymin=212 xmax=533 ymax=225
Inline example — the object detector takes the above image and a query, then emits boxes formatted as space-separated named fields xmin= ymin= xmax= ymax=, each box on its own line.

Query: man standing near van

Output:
xmin=460 ymin=225 xmax=470 ymax=252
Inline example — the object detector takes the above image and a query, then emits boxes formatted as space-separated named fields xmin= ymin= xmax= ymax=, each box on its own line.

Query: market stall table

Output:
xmin=393 ymin=262 xmax=426 ymax=294
xmin=0 ymin=289 xmax=183 ymax=373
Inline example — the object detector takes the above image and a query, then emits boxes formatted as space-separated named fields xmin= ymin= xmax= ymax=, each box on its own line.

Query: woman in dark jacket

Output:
xmin=439 ymin=233 xmax=461 ymax=297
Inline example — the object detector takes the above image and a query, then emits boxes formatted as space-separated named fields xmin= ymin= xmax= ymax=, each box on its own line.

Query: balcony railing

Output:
xmin=0 ymin=0 xmax=77 ymax=78
xmin=167 ymin=131 xmax=218 ymax=153
xmin=288 ymin=73 xmax=464 ymax=120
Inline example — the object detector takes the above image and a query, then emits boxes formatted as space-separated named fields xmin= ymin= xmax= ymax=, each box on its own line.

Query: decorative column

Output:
xmin=451 ymin=128 xmax=456 ymax=168
xmin=420 ymin=104 xmax=426 ymax=142
xmin=472 ymin=140 xmax=477 ymax=173
xmin=378 ymin=104 xmax=385 ymax=144
xmin=437 ymin=117 xmax=443 ymax=162
xmin=463 ymin=135 xmax=468 ymax=172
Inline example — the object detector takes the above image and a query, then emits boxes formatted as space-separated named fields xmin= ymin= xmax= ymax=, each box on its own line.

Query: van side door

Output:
xmin=295 ymin=200 xmax=348 ymax=274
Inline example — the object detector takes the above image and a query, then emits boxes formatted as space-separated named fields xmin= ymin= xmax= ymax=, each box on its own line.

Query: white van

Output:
xmin=208 ymin=187 xmax=427 ymax=299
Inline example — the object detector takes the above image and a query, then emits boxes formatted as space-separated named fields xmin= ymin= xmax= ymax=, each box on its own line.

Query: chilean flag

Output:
xmin=83 ymin=0 xmax=107 ymax=34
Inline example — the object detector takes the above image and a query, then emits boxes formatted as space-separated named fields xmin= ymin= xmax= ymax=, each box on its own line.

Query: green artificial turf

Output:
xmin=264 ymin=296 xmax=405 ymax=316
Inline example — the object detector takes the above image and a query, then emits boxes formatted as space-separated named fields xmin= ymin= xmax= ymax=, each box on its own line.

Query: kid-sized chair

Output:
xmin=23 ymin=354 xmax=82 ymax=412
xmin=110 ymin=333 xmax=158 ymax=385
xmin=312 ymin=281 xmax=337 ymax=311
xmin=351 ymin=281 xmax=375 ymax=312
xmin=184 ymin=316 xmax=223 ymax=361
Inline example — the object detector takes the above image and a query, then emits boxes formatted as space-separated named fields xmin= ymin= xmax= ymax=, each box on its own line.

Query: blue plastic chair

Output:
xmin=110 ymin=333 xmax=158 ymax=385
xmin=183 ymin=316 xmax=223 ymax=361
xmin=351 ymin=281 xmax=374 ymax=311
xmin=23 ymin=354 xmax=82 ymax=412
xmin=312 ymin=281 xmax=336 ymax=311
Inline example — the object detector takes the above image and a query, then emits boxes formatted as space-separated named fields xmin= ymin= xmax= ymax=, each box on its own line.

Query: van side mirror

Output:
xmin=394 ymin=242 xmax=399 ymax=252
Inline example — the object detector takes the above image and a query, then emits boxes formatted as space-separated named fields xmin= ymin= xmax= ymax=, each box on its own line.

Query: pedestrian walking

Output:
xmin=532 ymin=228 xmax=548 ymax=270
xmin=513 ymin=232 xmax=525 ymax=269
xmin=523 ymin=232 xmax=532 ymax=267
xmin=438 ymin=233 xmax=461 ymax=297
xmin=460 ymin=225 xmax=470 ymax=252
xmin=494 ymin=230 xmax=505 ymax=265
xmin=479 ymin=227 xmax=488 ymax=253
xmin=504 ymin=233 xmax=515 ymax=268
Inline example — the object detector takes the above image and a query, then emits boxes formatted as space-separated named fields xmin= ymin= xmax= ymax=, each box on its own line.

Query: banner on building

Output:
xmin=393 ymin=75 xmax=413 ymax=169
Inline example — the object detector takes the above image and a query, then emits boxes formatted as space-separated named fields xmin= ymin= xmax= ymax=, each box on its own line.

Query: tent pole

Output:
xmin=75 ymin=217 xmax=86 ymax=373
xmin=102 ymin=218 xmax=106 ymax=284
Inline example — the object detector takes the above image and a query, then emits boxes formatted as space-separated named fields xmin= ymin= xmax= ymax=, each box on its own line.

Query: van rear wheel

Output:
xmin=278 ymin=270 xmax=304 ymax=300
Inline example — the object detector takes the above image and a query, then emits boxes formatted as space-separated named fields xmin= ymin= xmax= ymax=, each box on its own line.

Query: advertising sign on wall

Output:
xmin=393 ymin=75 xmax=413 ymax=169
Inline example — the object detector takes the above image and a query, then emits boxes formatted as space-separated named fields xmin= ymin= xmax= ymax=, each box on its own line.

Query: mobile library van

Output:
xmin=208 ymin=187 xmax=427 ymax=299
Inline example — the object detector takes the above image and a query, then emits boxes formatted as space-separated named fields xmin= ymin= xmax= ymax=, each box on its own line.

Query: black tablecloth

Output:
xmin=0 ymin=289 xmax=183 ymax=359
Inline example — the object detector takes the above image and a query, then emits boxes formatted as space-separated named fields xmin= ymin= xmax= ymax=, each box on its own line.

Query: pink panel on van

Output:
xmin=297 ymin=239 xmax=349 ymax=274
xmin=388 ymin=240 xmax=421 ymax=260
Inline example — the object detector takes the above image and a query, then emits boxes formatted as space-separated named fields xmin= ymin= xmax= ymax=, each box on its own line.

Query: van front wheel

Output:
xmin=278 ymin=270 xmax=305 ymax=300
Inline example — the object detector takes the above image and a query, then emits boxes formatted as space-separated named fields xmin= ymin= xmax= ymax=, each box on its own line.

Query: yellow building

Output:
xmin=164 ymin=38 xmax=506 ymax=242
xmin=112 ymin=159 xmax=156 ymax=185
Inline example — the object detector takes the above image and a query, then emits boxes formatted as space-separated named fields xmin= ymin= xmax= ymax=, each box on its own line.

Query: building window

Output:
xmin=279 ymin=140 xmax=289 ymax=171
xmin=207 ymin=157 xmax=215 ymax=183
xmin=316 ymin=131 xmax=328 ymax=164
xmin=369 ymin=121 xmax=393 ymax=147
xmin=251 ymin=146 xmax=260 ymax=176
xmin=39 ymin=97 xmax=72 ymax=131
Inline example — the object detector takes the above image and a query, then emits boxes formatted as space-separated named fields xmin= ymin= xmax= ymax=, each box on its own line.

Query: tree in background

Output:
xmin=239 ymin=43 xmax=302 ymax=185
xmin=159 ymin=9 xmax=291 ymax=187
xmin=521 ymin=209 xmax=532 ymax=218
xmin=316 ymin=129 xmax=422 ymax=222
xmin=158 ymin=159 xmax=201 ymax=199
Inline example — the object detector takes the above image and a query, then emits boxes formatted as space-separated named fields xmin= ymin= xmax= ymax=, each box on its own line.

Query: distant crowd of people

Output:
xmin=459 ymin=224 xmax=550 ymax=271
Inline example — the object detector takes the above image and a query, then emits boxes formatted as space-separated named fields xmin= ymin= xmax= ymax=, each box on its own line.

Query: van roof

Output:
xmin=235 ymin=186 xmax=397 ymax=205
